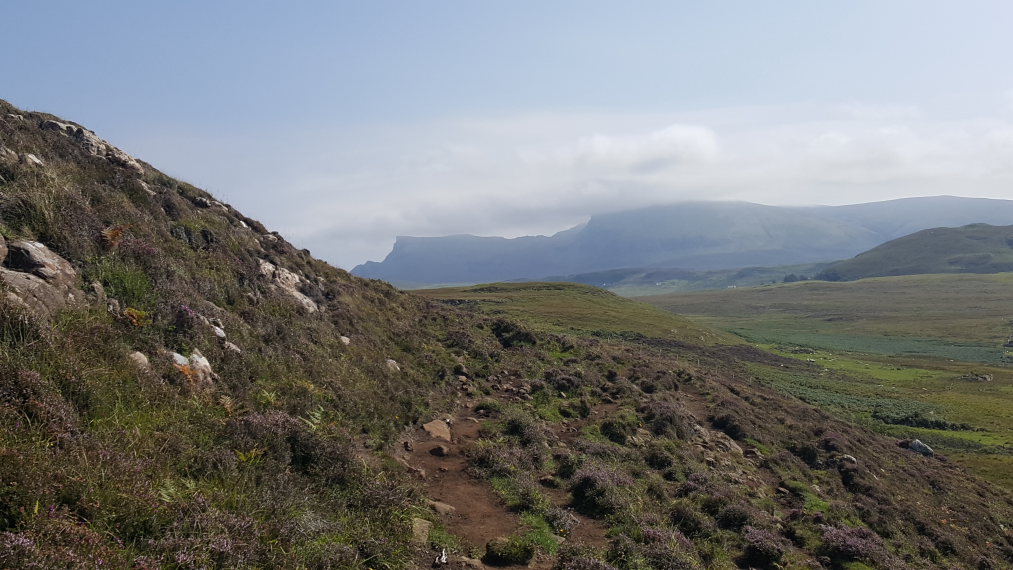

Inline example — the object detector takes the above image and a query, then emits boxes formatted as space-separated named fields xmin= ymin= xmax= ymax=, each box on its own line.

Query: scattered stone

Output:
xmin=258 ymin=259 xmax=318 ymax=312
xmin=429 ymin=445 xmax=450 ymax=457
xmin=339 ymin=335 xmax=351 ymax=345
xmin=386 ymin=358 xmax=401 ymax=372
xmin=955 ymin=373 xmax=992 ymax=382
xmin=426 ymin=499 xmax=457 ymax=515
xmin=170 ymin=352 xmax=190 ymax=367
xmin=452 ymin=556 xmax=486 ymax=570
xmin=7 ymin=113 xmax=24 ymax=120
xmin=908 ymin=439 xmax=934 ymax=457
xmin=211 ymin=325 xmax=227 ymax=339
xmin=538 ymin=475 xmax=559 ymax=488
xmin=40 ymin=119 xmax=143 ymax=173
xmin=20 ymin=153 xmax=44 ymax=167
xmin=410 ymin=517 xmax=432 ymax=544
xmin=422 ymin=419 xmax=452 ymax=441
xmin=223 ymin=341 xmax=242 ymax=354
xmin=840 ymin=454 xmax=858 ymax=465
xmin=0 ymin=240 xmax=81 ymax=317
xmin=127 ymin=351 xmax=150 ymax=371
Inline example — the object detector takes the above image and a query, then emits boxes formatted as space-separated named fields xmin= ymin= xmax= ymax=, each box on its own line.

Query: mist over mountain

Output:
xmin=353 ymin=196 xmax=1013 ymax=287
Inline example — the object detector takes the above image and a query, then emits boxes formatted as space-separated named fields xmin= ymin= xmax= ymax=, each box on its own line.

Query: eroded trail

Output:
xmin=398 ymin=392 xmax=610 ymax=569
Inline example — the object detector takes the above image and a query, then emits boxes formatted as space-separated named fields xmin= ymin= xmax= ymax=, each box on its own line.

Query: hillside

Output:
xmin=818 ymin=223 xmax=1013 ymax=281
xmin=352 ymin=198 xmax=1013 ymax=287
xmin=2 ymin=101 xmax=1013 ymax=569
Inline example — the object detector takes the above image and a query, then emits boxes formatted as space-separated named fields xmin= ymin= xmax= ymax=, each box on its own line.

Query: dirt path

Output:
xmin=400 ymin=395 xmax=610 ymax=569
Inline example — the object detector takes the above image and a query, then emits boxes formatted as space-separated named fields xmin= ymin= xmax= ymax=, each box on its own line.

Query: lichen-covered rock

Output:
xmin=40 ymin=119 xmax=143 ymax=173
xmin=422 ymin=419 xmax=452 ymax=441
xmin=908 ymin=439 xmax=934 ymax=456
xmin=258 ymin=259 xmax=318 ymax=312
xmin=0 ymin=240 xmax=80 ymax=317
xmin=410 ymin=517 xmax=432 ymax=544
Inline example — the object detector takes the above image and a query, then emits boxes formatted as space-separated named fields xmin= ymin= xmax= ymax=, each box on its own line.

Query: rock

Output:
xmin=90 ymin=280 xmax=106 ymax=303
xmin=429 ymin=445 xmax=450 ymax=457
xmin=188 ymin=349 xmax=216 ymax=385
xmin=452 ymin=556 xmax=486 ymax=570
xmin=840 ymin=454 xmax=858 ymax=465
xmin=0 ymin=234 xmax=7 ymax=262
xmin=257 ymin=259 xmax=318 ymax=312
xmin=339 ymin=335 xmax=351 ymax=345
xmin=211 ymin=325 xmax=227 ymax=339
xmin=170 ymin=352 xmax=190 ymax=366
xmin=386 ymin=358 xmax=401 ymax=372
xmin=908 ymin=439 xmax=934 ymax=456
xmin=410 ymin=517 xmax=432 ymax=544
xmin=40 ymin=119 xmax=143 ymax=173
xmin=20 ymin=153 xmax=44 ymax=167
xmin=0 ymin=240 xmax=80 ymax=317
xmin=127 ymin=351 xmax=150 ymax=371
xmin=223 ymin=341 xmax=242 ymax=354
xmin=427 ymin=499 xmax=457 ymax=515
xmin=422 ymin=419 xmax=452 ymax=441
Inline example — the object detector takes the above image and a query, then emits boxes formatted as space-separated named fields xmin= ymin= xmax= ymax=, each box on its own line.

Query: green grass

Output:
xmin=417 ymin=282 xmax=736 ymax=345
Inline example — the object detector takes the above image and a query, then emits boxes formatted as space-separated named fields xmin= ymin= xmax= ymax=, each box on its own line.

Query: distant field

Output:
xmin=640 ymin=273 xmax=1013 ymax=364
xmin=415 ymin=281 xmax=737 ymax=346
xmin=642 ymin=273 xmax=1013 ymax=488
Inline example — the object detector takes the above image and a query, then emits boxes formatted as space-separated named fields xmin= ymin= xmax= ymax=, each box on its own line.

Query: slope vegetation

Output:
xmin=818 ymin=223 xmax=1013 ymax=281
xmin=1 ymin=101 xmax=1012 ymax=569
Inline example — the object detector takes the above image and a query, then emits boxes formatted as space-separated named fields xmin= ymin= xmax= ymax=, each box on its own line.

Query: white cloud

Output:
xmin=120 ymin=104 xmax=1013 ymax=269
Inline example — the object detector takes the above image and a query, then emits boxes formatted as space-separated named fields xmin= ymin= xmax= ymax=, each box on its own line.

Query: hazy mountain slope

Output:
xmin=353 ymin=197 xmax=1013 ymax=287
xmin=818 ymin=223 xmax=1013 ymax=281
xmin=2 ymin=101 xmax=1013 ymax=569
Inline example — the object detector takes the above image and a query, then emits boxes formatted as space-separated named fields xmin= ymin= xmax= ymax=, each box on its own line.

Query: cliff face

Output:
xmin=353 ymin=197 xmax=1013 ymax=287
xmin=1 ymin=101 xmax=1012 ymax=569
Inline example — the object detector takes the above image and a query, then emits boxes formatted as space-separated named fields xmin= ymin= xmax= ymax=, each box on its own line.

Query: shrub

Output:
xmin=820 ymin=525 xmax=888 ymax=563
xmin=599 ymin=408 xmax=639 ymax=445
xmin=484 ymin=535 xmax=536 ymax=566
xmin=639 ymin=400 xmax=693 ymax=439
xmin=570 ymin=463 xmax=634 ymax=517
xmin=742 ymin=526 xmax=787 ymax=566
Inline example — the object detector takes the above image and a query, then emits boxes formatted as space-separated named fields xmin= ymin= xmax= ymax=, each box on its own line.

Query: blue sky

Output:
xmin=6 ymin=1 xmax=1013 ymax=268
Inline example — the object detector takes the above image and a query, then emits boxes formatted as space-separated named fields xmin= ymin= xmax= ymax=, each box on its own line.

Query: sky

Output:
xmin=5 ymin=1 xmax=1013 ymax=269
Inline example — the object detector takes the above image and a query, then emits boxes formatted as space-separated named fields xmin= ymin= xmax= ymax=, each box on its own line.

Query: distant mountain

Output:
xmin=353 ymin=197 xmax=1013 ymax=287
xmin=817 ymin=223 xmax=1013 ymax=281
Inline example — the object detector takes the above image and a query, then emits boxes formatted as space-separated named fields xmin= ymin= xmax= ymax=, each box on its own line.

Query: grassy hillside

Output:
xmin=3 ymin=101 xmax=1013 ymax=569
xmin=819 ymin=223 xmax=1013 ymax=281
xmin=642 ymin=274 xmax=1013 ymax=488
xmin=416 ymin=282 xmax=736 ymax=345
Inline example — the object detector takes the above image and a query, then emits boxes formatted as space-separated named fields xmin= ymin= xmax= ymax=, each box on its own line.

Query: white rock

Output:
xmin=339 ymin=335 xmax=351 ymax=345
xmin=170 ymin=352 xmax=189 ymax=366
xmin=386 ymin=358 xmax=401 ymax=372
xmin=211 ymin=325 xmax=226 ymax=339
xmin=127 ymin=351 xmax=150 ymax=370
xmin=223 ymin=341 xmax=242 ymax=353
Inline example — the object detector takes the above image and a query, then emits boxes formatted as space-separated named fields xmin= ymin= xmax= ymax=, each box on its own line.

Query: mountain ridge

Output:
xmin=353 ymin=196 xmax=1013 ymax=287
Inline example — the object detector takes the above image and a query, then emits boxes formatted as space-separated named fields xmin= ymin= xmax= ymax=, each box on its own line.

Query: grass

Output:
xmin=643 ymin=274 xmax=1013 ymax=489
xmin=417 ymin=282 xmax=736 ymax=345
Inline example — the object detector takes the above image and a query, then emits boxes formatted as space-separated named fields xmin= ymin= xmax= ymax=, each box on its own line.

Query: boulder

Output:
xmin=127 ymin=351 xmax=150 ymax=371
xmin=20 ymin=153 xmax=44 ymax=167
xmin=410 ymin=517 xmax=432 ymax=544
xmin=258 ymin=259 xmax=318 ymax=312
xmin=0 ymin=240 xmax=80 ymax=317
xmin=908 ymin=439 xmax=934 ymax=457
xmin=427 ymin=499 xmax=457 ymax=515
xmin=422 ymin=419 xmax=452 ymax=442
